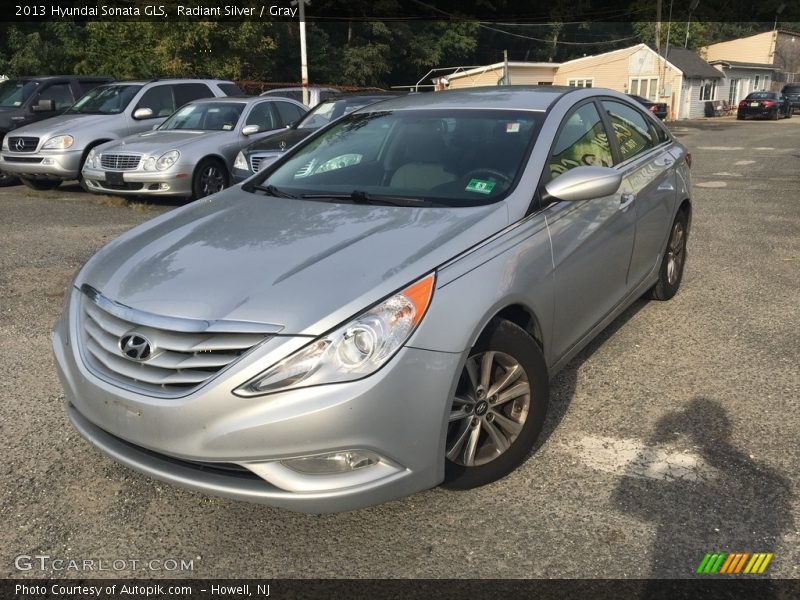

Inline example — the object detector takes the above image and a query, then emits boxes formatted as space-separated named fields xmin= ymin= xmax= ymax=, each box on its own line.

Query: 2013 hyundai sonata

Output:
xmin=53 ymin=87 xmax=691 ymax=513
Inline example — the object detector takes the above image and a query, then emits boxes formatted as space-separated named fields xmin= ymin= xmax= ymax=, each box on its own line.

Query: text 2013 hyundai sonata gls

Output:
xmin=53 ymin=87 xmax=691 ymax=513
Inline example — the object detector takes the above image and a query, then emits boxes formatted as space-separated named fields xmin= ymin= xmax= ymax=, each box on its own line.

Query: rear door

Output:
xmin=601 ymin=99 xmax=678 ymax=289
xmin=545 ymin=100 xmax=636 ymax=361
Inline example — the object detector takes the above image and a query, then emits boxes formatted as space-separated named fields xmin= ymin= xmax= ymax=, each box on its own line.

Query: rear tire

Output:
xmin=443 ymin=318 xmax=549 ymax=490
xmin=650 ymin=210 xmax=689 ymax=301
xmin=771 ymin=109 xmax=779 ymax=120
xmin=20 ymin=177 xmax=61 ymax=191
xmin=736 ymin=114 xmax=744 ymax=120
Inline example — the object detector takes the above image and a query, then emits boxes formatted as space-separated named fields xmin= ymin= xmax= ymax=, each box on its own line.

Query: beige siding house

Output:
xmin=702 ymin=29 xmax=800 ymax=85
xmin=434 ymin=62 xmax=559 ymax=89
xmin=554 ymin=44 xmax=721 ymax=119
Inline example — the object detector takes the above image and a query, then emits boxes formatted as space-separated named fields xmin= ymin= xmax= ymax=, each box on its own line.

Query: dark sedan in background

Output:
xmin=232 ymin=93 xmax=403 ymax=183
xmin=737 ymin=92 xmax=793 ymax=120
xmin=628 ymin=94 xmax=668 ymax=120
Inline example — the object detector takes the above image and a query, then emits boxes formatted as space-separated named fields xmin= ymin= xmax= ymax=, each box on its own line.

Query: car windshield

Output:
xmin=746 ymin=92 xmax=776 ymax=100
xmin=0 ymin=79 xmax=39 ymax=108
xmin=296 ymin=98 xmax=378 ymax=130
xmin=158 ymin=102 xmax=245 ymax=131
xmin=250 ymin=108 xmax=542 ymax=206
xmin=66 ymin=84 xmax=142 ymax=115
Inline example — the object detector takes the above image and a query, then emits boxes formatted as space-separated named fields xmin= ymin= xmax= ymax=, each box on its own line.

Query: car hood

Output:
xmin=103 ymin=129 xmax=229 ymax=153
xmin=246 ymin=128 xmax=313 ymax=154
xmin=8 ymin=113 xmax=112 ymax=137
xmin=77 ymin=189 xmax=508 ymax=336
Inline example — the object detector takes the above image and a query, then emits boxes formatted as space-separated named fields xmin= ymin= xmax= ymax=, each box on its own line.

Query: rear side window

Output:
xmin=266 ymin=89 xmax=303 ymax=102
xmin=76 ymin=80 xmax=109 ymax=95
xmin=39 ymin=83 xmax=74 ymax=110
xmin=602 ymin=100 xmax=656 ymax=162
xmin=549 ymin=102 xmax=613 ymax=179
xmin=273 ymin=101 xmax=305 ymax=126
xmin=136 ymin=85 xmax=176 ymax=118
xmin=173 ymin=83 xmax=214 ymax=107
xmin=217 ymin=83 xmax=242 ymax=96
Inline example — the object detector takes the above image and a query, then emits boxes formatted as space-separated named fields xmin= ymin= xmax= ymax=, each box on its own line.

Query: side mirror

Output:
xmin=32 ymin=99 xmax=55 ymax=113
xmin=543 ymin=166 xmax=622 ymax=203
xmin=133 ymin=107 xmax=154 ymax=120
xmin=241 ymin=124 xmax=260 ymax=136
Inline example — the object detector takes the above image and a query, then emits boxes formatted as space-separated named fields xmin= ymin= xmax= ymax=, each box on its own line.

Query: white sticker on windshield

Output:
xmin=506 ymin=122 xmax=520 ymax=133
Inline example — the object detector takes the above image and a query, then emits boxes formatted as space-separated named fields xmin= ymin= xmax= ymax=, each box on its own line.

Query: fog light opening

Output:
xmin=41 ymin=158 xmax=54 ymax=165
xmin=281 ymin=450 xmax=380 ymax=475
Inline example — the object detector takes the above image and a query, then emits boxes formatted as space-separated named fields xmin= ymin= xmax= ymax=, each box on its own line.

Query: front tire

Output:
xmin=443 ymin=318 xmax=549 ymax=490
xmin=192 ymin=158 xmax=228 ymax=200
xmin=650 ymin=210 xmax=688 ymax=301
xmin=0 ymin=169 xmax=19 ymax=187
xmin=20 ymin=177 xmax=61 ymax=191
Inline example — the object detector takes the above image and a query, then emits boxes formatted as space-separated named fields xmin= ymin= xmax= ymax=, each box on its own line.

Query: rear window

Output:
xmin=746 ymin=92 xmax=777 ymax=100
xmin=255 ymin=109 xmax=543 ymax=206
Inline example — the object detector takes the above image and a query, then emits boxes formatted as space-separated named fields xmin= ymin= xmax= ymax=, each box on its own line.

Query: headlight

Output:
xmin=233 ymin=151 xmax=248 ymax=171
xmin=155 ymin=150 xmax=179 ymax=171
xmin=2 ymin=136 xmax=8 ymax=150
xmin=235 ymin=273 xmax=435 ymax=397
xmin=42 ymin=135 xmax=74 ymax=150
xmin=85 ymin=148 xmax=99 ymax=169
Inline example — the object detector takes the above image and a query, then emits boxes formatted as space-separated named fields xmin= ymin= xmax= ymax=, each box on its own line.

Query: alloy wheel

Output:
xmin=666 ymin=220 xmax=686 ymax=285
xmin=199 ymin=165 xmax=225 ymax=196
xmin=446 ymin=351 xmax=531 ymax=467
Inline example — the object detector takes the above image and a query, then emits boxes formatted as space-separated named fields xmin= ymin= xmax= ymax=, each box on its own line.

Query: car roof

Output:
xmin=357 ymin=86 xmax=577 ymax=112
xmin=265 ymin=86 xmax=339 ymax=93
xmin=96 ymin=79 xmax=235 ymax=86
xmin=188 ymin=96 xmax=274 ymax=105
xmin=4 ymin=75 xmax=113 ymax=82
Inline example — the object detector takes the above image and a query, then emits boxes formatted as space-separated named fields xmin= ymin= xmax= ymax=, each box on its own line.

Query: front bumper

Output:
xmin=0 ymin=149 xmax=82 ymax=179
xmin=52 ymin=295 xmax=460 ymax=513
xmin=82 ymin=164 xmax=194 ymax=197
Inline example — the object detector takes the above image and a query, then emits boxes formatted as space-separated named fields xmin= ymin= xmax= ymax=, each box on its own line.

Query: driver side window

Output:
xmin=549 ymin=102 xmax=613 ymax=179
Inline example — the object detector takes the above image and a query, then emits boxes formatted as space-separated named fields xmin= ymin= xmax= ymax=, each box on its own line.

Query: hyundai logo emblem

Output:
xmin=14 ymin=139 xmax=25 ymax=151
xmin=119 ymin=333 xmax=153 ymax=361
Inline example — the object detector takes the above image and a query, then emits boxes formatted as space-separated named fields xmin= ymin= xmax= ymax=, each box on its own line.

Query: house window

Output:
xmin=630 ymin=77 xmax=659 ymax=100
xmin=728 ymin=79 xmax=740 ymax=104
xmin=567 ymin=78 xmax=593 ymax=88
xmin=754 ymin=75 xmax=760 ymax=90
xmin=699 ymin=79 xmax=717 ymax=101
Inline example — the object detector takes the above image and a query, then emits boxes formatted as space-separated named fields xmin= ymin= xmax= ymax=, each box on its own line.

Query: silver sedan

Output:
xmin=54 ymin=87 xmax=691 ymax=512
xmin=81 ymin=96 xmax=307 ymax=200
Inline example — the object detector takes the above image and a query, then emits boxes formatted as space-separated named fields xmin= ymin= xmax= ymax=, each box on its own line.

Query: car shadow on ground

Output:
xmin=53 ymin=181 xmax=189 ymax=208
xmin=611 ymin=397 xmax=793 ymax=593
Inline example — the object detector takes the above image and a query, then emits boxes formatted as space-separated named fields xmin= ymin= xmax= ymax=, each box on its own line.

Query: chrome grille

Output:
xmin=100 ymin=153 xmax=141 ymax=170
xmin=79 ymin=292 xmax=268 ymax=397
xmin=8 ymin=137 xmax=39 ymax=152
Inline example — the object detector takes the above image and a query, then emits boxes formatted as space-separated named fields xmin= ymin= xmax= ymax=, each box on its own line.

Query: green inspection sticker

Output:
xmin=465 ymin=179 xmax=495 ymax=194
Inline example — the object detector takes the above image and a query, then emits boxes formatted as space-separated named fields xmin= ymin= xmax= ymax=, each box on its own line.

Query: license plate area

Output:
xmin=106 ymin=171 xmax=125 ymax=185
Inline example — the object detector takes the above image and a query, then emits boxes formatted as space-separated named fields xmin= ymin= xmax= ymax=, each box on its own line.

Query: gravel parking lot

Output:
xmin=1 ymin=117 xmax=798 ymax=579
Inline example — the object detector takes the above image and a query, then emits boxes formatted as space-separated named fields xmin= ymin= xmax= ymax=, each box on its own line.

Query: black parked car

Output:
xmin=737 ymin=92 xmax=792 ymax=120
xmin=232 ymin=93 xmax=405 ymax=183
xmin=0 ymin=75 xmax=113 ymax=186
xmin=628 ymin=94 xmax=668 ymax=120
xmin=781 ymin=84 xmax=800 ymax=114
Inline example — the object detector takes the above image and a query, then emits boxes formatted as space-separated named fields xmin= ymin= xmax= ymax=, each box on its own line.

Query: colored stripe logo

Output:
xmin=696 ymin=552 xmax=773 ymax=574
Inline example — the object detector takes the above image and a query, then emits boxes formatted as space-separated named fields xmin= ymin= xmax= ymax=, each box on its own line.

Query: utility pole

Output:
xmin=655 ymin=0 xmax=662 ymax=55
xmin=685 ymin=0 xmax=699 ymax=48
xmin=292 ymin=0 xmax=310 ymax=106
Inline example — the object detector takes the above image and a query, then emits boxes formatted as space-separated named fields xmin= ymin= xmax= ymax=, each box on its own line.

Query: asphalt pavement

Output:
xmin=0 ymin=117 xmax=797 ymax=579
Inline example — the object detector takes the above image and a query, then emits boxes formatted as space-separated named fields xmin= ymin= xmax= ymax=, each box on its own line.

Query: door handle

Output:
xmin=620 ymin=192 xmax=636 ymax=210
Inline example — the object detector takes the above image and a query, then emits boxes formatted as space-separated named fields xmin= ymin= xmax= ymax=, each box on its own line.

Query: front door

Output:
xmin=544 ymin=100 xmax=636 ymax=362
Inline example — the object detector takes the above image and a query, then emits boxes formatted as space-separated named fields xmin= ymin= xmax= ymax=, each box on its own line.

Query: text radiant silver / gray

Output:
xmin=52 ymin=87 xmax=692 ymax=513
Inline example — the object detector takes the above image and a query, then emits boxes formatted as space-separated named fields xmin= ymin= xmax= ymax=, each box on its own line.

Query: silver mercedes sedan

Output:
xmin=81 ymin=96 xmax=307 ymax=200
xmin=53 ymin=87 xmax=691 ymax=513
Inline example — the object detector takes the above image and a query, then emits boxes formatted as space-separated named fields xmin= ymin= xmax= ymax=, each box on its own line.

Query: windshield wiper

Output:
xmin=301 ymin=190 xmax=432 ymax=207
xmin=252 ymin=184 xmax=297 ymax=199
